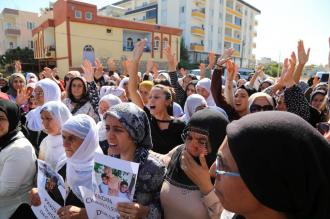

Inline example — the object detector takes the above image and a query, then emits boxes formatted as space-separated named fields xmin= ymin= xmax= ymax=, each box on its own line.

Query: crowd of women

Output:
xmin=0 ymin=37 xmax=330 ymax=219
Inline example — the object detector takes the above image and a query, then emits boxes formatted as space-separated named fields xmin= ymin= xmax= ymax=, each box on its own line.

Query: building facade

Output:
xmin=111 ymin=0 xmax=260 ymax=68
xmin=32 ymin=0 xmax=182 ymax=76
xmin=0 ymin=8 xmax=40 ymax=54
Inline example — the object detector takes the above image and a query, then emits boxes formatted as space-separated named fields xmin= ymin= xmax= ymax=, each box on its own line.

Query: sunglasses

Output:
xmin=249 ymin=104 xmax=274 ymax=113
xmin=216 ymin=154 xmax=240 ymax=177
xmin=316 ymin=122 xmax=330 ymax=135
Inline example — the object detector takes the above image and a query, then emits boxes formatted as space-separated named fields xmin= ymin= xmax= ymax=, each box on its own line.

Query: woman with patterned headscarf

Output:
xmin=104 ymin=102 xmax=165 ymax=219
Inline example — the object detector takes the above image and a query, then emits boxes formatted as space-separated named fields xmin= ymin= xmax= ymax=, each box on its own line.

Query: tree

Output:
xmin=179 ymin=38 xmax=190 ymax=69
xmin=0 ymin=47 xmax=36 ymax=73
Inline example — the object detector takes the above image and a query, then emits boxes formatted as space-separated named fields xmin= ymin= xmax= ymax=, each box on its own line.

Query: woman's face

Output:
xmin=105 ymin=116 xmax=136 ymax=156
xmin=139 ymin=85 xmax=150 ymax=105
xmin=71 ymin=79 xmax=85 ymax=99
xmin=62 ymin=131 xmax=84 ymax=158
xmin=0 ymin=111 xmax=9 ymax=138
xmin=212 ymin=139 xmax=262 ymax=214
xmin=41 ymin=110 xmax=61 ymax=136
xmin=311 ymin=94 xmax=325 ymax=110
xmin=184 ymin=131 xmax=211 ymax=157
xmin=186 ymin=84 xmax=196 ymax=97
xmin=276 ymin=95 xmax=287 ymax=111
xmin=34 ymin=86 xmax=45 ymax=106
xmin=12 ymin=76 xmax=25 ymax=91
xmin=234 ymin=89 xmax=249 ymax=113
xmin=250 ymin=97 xmax=273 ymax=113
xmin=196 ymin=87 xmax=209 ymax=100
xmin=148 ymin=87 xmax=170 ymax=115
xmin=99 ymin=101 xmax=110 ymax=116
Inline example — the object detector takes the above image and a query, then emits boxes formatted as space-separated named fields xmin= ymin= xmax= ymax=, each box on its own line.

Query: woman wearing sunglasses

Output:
xmin=211 ymin=111 xmax=330 ymax=219
xmin=158 ymin=108 xmax=228 ymax=219
xmin=248 ymin=92 xmax=275 ymax=113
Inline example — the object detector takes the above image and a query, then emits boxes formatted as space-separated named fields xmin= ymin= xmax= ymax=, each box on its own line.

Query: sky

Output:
xmin=0 ymin=0 xmax=329 ymax=65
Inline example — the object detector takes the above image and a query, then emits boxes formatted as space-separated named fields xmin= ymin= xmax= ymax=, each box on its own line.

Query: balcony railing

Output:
xmin=4 ymin=28 xmax=20 ymax=35
xmin=191 ymin=26 xmax=204 ymax=36
xmin=192 ymin=9 xmax=205 ymax=19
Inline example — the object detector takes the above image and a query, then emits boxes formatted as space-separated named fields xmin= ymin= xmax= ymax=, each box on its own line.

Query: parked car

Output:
xmin=316 ymin=72 xmax=330 ymax=83
xmin=189 ymin=69 xmax=201 ymax=80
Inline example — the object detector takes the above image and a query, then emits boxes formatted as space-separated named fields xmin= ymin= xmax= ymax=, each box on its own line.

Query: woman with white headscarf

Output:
xmin=182 ymin=94 xmax=207 ymax=124
xmin=26 ymin=73 xmax=38 ymax=83
xmin=100 ymin=86 xmax=128 ymax=102
xmin=196 ymin=78 xmax=216 ymax=106
xmin=118 ymin=77 xmax=130 ymax=100
xmin=97 ymin=94 xmax=122 ymax=154
xmin=38 ymin=101 xmax=72 ymax=171
xmin=25 ymin=78 xmax=62 ymax=154
xmin=28 ymin=114 xmax=102 ymax=218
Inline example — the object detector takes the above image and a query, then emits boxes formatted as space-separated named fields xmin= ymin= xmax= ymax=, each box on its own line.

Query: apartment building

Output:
xmin=32 ymin=0 xmax=182 ymax=76
xmin=0 ymin=8 xmax=40 ymax=54
xmin=110 ymin=0 xmax=260 ymax=68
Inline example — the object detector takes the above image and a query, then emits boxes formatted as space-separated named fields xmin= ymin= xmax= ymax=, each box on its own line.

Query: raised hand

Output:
xmin=16 ymin=87 xmax=29 ymax=106
xmin=132 ymin=39 xmax=146 ymax=62
xmin=43 ymin=67 xmax=55 ymax=79
xmin=297 ymin=40 xmax=310 ymax=65
xmin=107 ymin=58 xmax=116 ymax=72
xmin=226 ymin=60 xmax=235 ymax=81
xmin=163 ymin=45 xmax=177 ymax=72
xmin=199 ymin=63 xmax=206 ymax=79
xmin=217 ymin=48 xmax=235 ymax=67
xmin=146 ymin=58 xmax=154 ymax=73
xmin=208 ymin=51 xmax=216 ymax=69
xmin=152 ymin=63 xmax=159 ymax=78
xmin=281 ymin=52 xmax=297 ymax=88
xmin=94 ymin=58 xmax=104 ymax=80
xmin=15 ymin=60 xmax=22 ymax=73
xmin=81 ymin=59 xmax=94 ymax=82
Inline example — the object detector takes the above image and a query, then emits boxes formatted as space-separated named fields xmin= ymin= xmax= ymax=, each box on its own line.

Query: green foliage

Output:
xmin=0 ymin=47 xmax=35 ymax=66
xmin=263 ymin=62 xmax=281 ymax=77
xmin=180 ymin=38 xmax=189 ymax=63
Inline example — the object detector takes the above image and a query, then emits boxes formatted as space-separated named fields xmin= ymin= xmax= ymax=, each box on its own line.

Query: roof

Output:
xmin=112 ymin=0 xmax=131 ymax=6
xmin=237 ymin=0 xmax=261 ymax=13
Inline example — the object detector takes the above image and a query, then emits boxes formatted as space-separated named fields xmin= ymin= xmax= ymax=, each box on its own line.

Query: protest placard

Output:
xmin=31 ymin=160 xmax=66 ymax=219
xmin=81 ymin=153 xmax=139 ymax=218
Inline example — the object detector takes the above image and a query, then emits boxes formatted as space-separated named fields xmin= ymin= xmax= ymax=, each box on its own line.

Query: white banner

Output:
xmin=31 ymin=160 xmax=66 ymax=219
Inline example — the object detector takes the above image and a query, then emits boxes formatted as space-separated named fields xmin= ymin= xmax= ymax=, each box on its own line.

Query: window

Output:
xmin=75 ymin=10 xmax=82 ymax=19
xmin=28 ymin=40 xmax=33 ymax=49
xmin=224 ymin=41 xmax=231 ymax=49
xmin=201 ymin=40 xmax=204 ymax=46
xmin=181 ymin=6 xmax=185 ymax=13
xmin=126 ymin=38 xmax=134 ymax=51
xmin=85 ymin=12 xmax=93 ymax=20
xmin=233 ymin=43 xmax=241 ymax=52
xmin=226 ymin=0 xmax=234 ymax=9
xmin=9 ymin=42 xmax=14 ymax=49
xmin=163 ymin=37 xmax=169 ymax=49
xmin=234 ymin=17 xmax=242 ymax=26
xmin=225 ymin=13 xmax=233 ymax=23
xmin=27 ymin=22 xmax=35 ymax=30
xmin=146 ymin=9 xmax=157 ymax=19
xmin=154 ymin=36 xmax=160 ymax=50
xmin=142 ymin=2 xmax=147 ymax=6
xmin=225 ymin=27 xmax=232 ymax=37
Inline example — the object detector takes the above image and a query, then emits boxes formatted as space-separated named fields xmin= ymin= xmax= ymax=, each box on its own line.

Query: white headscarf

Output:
xmin=26 ymin=72 xmax=38 ymax=83
xmin=40 ymin=101 xmax=72 ymax=171
xmin=248 ymin=92 xmax=274 ymax=113
xmin=118 ymin=77 xmax=129 ymax=89
xmin=97 ymin=94 xmax=122 ymax=141
xmin=182 ymin=94 xmax=207 ymax=123
xmin=101 ymin=86 xmax=125 ymax=99
xmin=196 ymin=78 xmax=216 ymax=106
xmin=62 ymin=114 xmax=102 ymax=201
xmin=26 ymin=78 xmax=62 ymax=131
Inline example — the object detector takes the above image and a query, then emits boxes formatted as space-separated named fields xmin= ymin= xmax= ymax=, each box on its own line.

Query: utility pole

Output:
xmin=240 ymin=40 xmax=245 ymax=68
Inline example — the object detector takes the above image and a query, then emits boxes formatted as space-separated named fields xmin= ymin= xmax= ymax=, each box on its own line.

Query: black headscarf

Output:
xmin=166 ymin=108 xmax=228 ymax=190
xmin=67 ymin=77 xmax=90 ymax=114
xmin=0 ymin=100 xmax=22 ymax=151
xmin=227 ymin=111 xmax=330 ymax=219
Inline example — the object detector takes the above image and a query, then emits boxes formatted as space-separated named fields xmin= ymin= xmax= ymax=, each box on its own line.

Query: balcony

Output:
xmin=224 ymin=36 xmax=241 ymax=44
xmin=191 ymin=26 xmax=204 ymax=36
xmin=255 ymin=20 xmax=258 ymax=26
xmin=253 ymin=32 xmax=257 ymax=37
xmin=4 ymin=28 xmax=20 ymax=36
xmin=225 ymin=22 xmax=241 ymax=30
xmin=233 ymin=51 xmax=240 ymax=57
xmin=192 ymin=9 xmax=205 ymax=20
xmin=190 ymin=43 xmax=204 ymax=52
xmin=253 ymin=43 xmax=256 ymax=48
xmin=226 ymin=7 xmax=242 ymax=17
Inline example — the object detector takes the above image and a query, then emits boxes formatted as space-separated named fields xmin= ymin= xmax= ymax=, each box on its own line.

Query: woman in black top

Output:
xmin=128 ymin=40 xmax=185 ymax=154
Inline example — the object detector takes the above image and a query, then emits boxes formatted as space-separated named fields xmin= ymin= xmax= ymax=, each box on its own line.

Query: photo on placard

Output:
xmin=95 ymin=162 xmax=137 ymax=201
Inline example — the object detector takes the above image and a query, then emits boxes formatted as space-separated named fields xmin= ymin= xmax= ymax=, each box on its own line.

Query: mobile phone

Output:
xmin=316 ymin=122 xmax=330 ymax=135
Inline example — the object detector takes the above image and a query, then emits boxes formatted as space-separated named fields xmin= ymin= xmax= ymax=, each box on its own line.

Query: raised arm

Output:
xmin=224 ymin=60 xmax=236 ymax=107
xmin=248 ymin=65 xmax=262 ymax=89
xmin=127 ymin=40 xmax=146 ymax=109
xmin=293 ymin=40 xmax=310 ymax=83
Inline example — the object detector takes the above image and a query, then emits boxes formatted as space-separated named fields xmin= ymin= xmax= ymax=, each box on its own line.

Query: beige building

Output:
xmin=109 ymin=0 xmax=260 ymax=68
xmin=32 ymin=0 xmax=182 ymax=76
xmin=0 ymin=8 xmax=40 ymax=54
